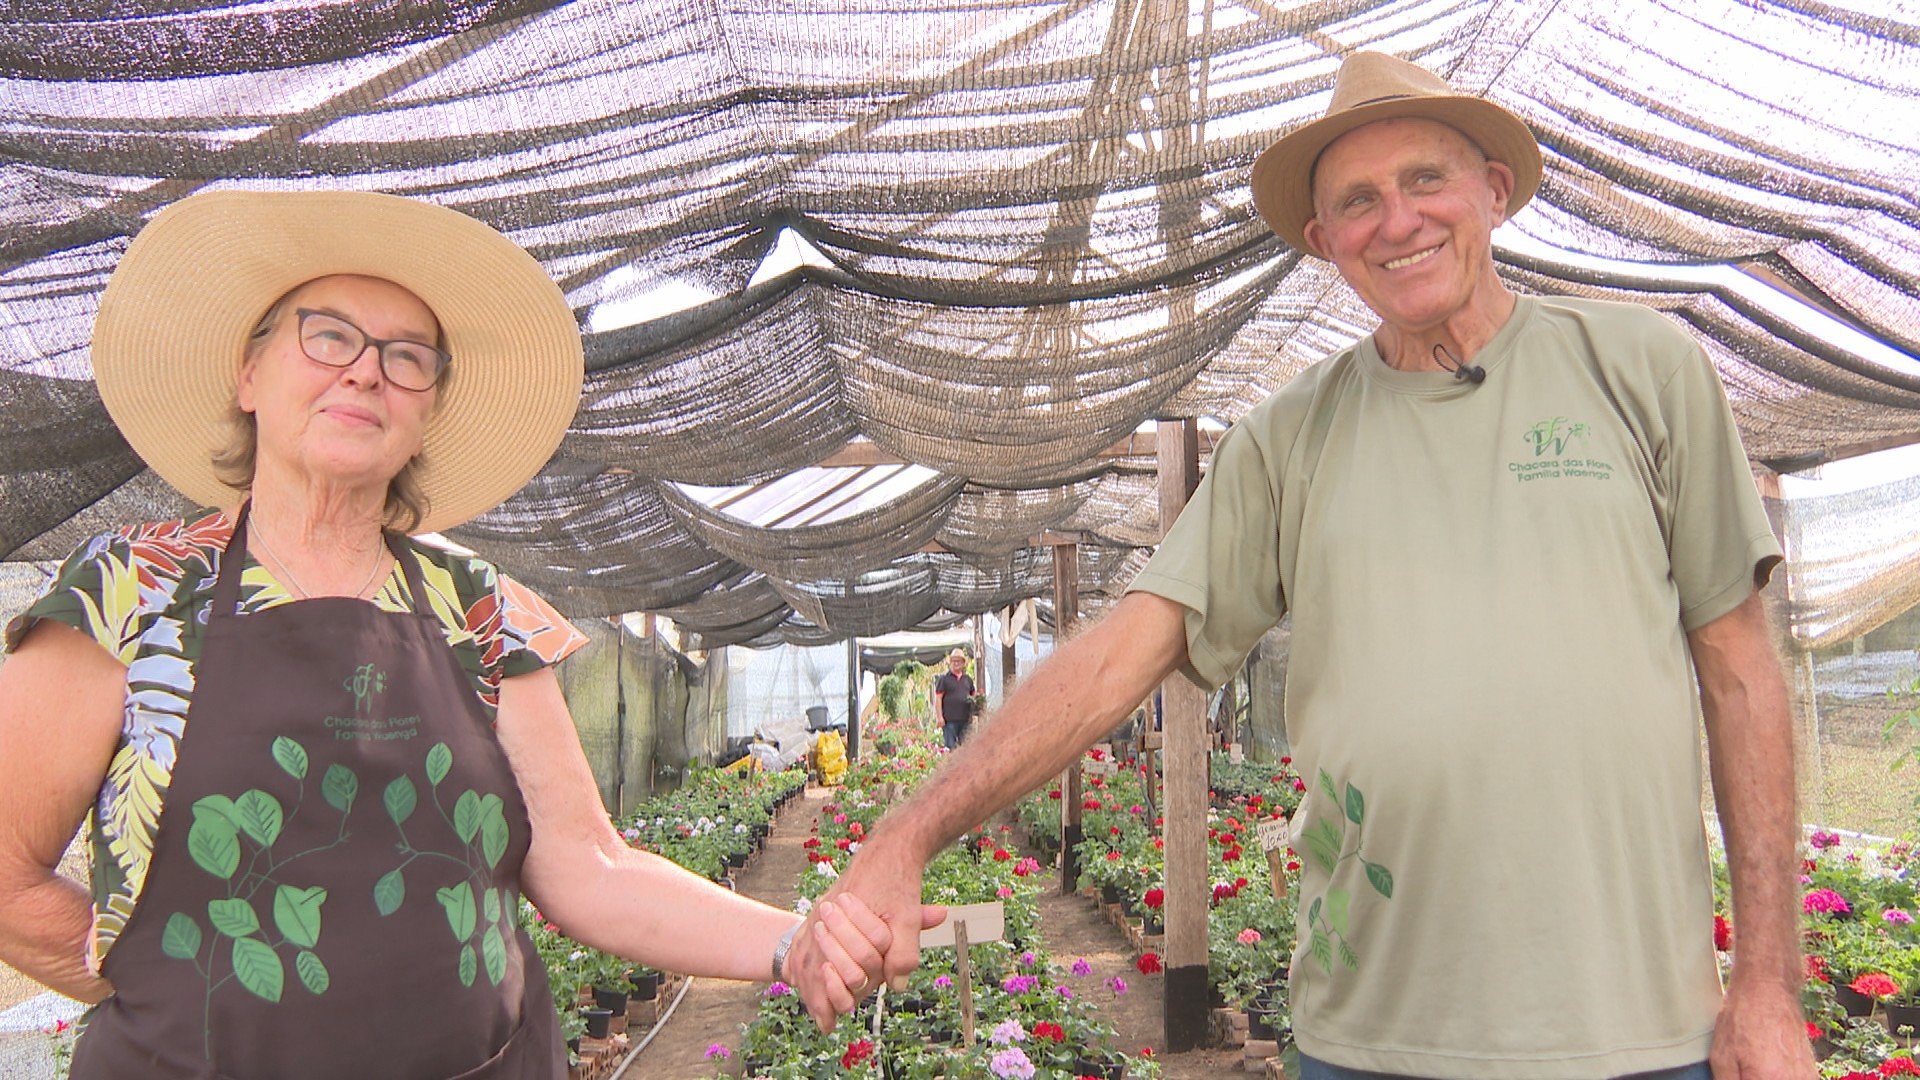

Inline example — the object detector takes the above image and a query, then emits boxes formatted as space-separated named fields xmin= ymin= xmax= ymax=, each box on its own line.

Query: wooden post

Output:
xmin=846 ymin=635 xmax=860 ymax=759
xmin=1158 ymin=416 xmax=1207 ymax=1051
xmin=954 ymin=920 xmax=975 ymax=1045
xmin=1054 ymin=542 xmax=1083 ymax=893
xmin=1001 ymin=605 xmax=1018 ymax=695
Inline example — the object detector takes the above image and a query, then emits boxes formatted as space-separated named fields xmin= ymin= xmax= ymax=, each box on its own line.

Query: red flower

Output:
xmin=1143 ymin=888 xmax=1165 ymax=909
xmin=1153 ymin=838 xmax=1164 ymax=850
xmin=1105 ymin=851 xmax=1121 ymax=861
xmin=1083 ymin=799 xmax=1102 ymax=811
xmin=835 ymin=838 xmax=853 ymax=850
xmin=802 ymin=838 xmax=821 ymax=848
xmin=841 ymin=1040 xmax=876 ymax=1068
xmin=1713 ymin=915 xmax=1732 ymax=952
xmin=1032 ymin=1021 xmax=1068 ymax=1042
xmin=1805 ymin=1021 xmax=1821 ymax=1040
xmin=1806 ymin=954 xmax=1831 ymax=983
xmin=1280 ymin=756 xmax=1292 ymax=765
xmin=1049 ymin=789 xmax=1062 ymax=800
xmin=1136 ymin=952 xmax=1163 ymax=974
xmin=1851 ymin=972 xmax=1900 ymax=999
xmin=1223 ymin=847 xmax=1242 ymax=862
xmin=1089 ymin=748 xmax=1106 ymax=761
xmin=993 ymin=848 xmax=1012 ymax=862
xmin=1882 ymin=1057 xmax=1920 ymax=1076
xmin=1110 ymin=826 xmax=1122 ymax=836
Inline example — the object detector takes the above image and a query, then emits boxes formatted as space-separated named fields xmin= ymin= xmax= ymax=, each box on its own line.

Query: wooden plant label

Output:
xmin=1256 ymin=817 xmax=1289 ymax=853
xmin=919 ymin=902 xmax=1005 ymax=948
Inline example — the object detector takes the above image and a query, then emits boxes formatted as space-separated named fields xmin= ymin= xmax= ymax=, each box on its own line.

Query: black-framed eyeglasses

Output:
xmin=293 ymin=308 xmax=450 ymax=392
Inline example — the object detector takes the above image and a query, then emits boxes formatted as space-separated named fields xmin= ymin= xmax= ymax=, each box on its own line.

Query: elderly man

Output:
xmin=793 ymin=52 xmax=1811 ymax=1078
xmin=932 ymin=648 xmax=979 ymax=750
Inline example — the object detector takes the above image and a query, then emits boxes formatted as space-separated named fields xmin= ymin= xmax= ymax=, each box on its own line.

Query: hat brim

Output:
xmin=1250 ymin=96 xmax=1542 ymax=256
xmin=92 ymin=190 xmax=584 ymax=534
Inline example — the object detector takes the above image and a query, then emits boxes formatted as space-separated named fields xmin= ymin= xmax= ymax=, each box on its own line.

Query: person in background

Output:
xmin=932 ymin=648 xmax=978 ymax=750
xmin=793 ymin=51 xmax=1812 ymax=1080
xmin=0 ymin=190 xmax=889 ymax=1077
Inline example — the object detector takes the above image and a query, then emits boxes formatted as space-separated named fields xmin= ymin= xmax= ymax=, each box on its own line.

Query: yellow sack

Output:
xmin=815 ymin=730 xmax=848 ymax=786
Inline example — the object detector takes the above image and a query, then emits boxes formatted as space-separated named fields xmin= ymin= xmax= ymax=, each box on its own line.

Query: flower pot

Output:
xmin=1099 ymin=884 xmax=1121 ymax=905
xmin=1247 ymin=1007 xmax=1277 ymax=1041
xmin=629 ymin=972 xmax=661 ymax=1001
xmin=1888 ymin=1001 xmax=1920 ymax=1034
xmin=1072 ymin=1055 xmax=1125 ymax=1080
xmin=591 ymin=985 xmax=629 ymax=1014
xmin=1142 ymin=915 xmax=1164 ymax=936
xmin=1836 ymin=982 xmax=1877 ymax=1017
xmin=726 ymin=851 xmax=748 ymax=869
xmin=581 ymin=1007 xmax=614 ymax=1040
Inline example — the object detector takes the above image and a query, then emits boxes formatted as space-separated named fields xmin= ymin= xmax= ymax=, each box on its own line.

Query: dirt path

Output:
xmin=623 ymin=793 xmax=1249 ymax=1079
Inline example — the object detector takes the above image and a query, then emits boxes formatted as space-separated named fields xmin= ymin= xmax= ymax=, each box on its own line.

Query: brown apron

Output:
xmin=72 ymin=507 xmax=564 ymax=1079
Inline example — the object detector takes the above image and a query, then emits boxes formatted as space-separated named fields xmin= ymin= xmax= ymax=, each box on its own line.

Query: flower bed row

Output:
xmin=1788 ymin=831 xmax=1920 ymax=1076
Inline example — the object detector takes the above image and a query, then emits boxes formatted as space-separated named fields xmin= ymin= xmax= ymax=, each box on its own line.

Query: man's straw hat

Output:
xmin=1250 ymin=51 xmax=1542 ymax=255
xmin=92 ymin=190 xmax=583 ymax=533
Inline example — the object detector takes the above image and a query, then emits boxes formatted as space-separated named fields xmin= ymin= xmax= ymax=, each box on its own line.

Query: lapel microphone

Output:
xmin=1433 ymin=344 xmax=1487 ymax=384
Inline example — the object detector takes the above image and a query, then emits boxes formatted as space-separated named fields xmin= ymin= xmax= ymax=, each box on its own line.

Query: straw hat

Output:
xmin=947 ymin=649 xmax=968 ymax=662
xmin=92 ymin=190 xmax=584 ymax=534
xmin=1250 ymin=51 xmax=1542 ymax=255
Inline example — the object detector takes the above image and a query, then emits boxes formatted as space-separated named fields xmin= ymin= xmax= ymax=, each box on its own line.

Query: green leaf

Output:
xmin=374 ymin=868 xmax=406 ymax=916
xmin=192 ymin=794 xmax=240 ymax=828
xmin=271 ymin=736 xmax=308 ymax=781
xmin=187 ymin=815 xmax=240 ymax=881
xmin=321 ymin=764 xmax=358 ymax=814
xmin=1364 ymin=860 xmax=1395 ymax=899
xmin=482 ymin=887 xmax=501 ymax=925
xmin=295 ymin=949 xmax=330 ymax=994
xmin=234 ymin=789 xmax=284 ymax=847
xmin=437 ymin=882 xmax=476 ymax=943
xmin=231 ymin=936 xmax=283 ymax=1003
xmin=1304 ymin=819 xmax=1341 ymax=874
xmin=384 ymin=775 xmax=417 ymax=827
xmin=1307 ymin=896 xmax=1322 ymax=927
xmin=426 ymin=743 xmax=453 ymax=787
xmin=1326 ymin=888 xmax=1351 ymax=937
xmin=458 ymin=944 xmax=477 ymax=988
xmin=1343 ymin=782 xmax=1365 ymax=826
xmin=481 ymin=926 xmax=506 ymax=986
xmin=1309 ymin=930 xmax=1332 ymax=976
xmin=453 ymin=791 xmax=482 ymax=844
xmin=272 ymin=885 xmax=327 ymax=949
xmin=207 ymin=897 xmax=260 ymax=938
xmin=1338 ymin=941 xmax=1358 ymax=970
xmin=480 ymin=801 xmax=509 ymax=870
xmin=1317 ymin=769 xmax=1338 ymax=804
xmin=161 ymin=912 xmax=202 ymax=960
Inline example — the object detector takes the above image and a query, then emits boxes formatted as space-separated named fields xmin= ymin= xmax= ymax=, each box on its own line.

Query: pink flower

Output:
xmin=1106 ymin=975 xmax=1129 ymax=995
xmin=1803 ymin=888 xmax=1852 ymax=915
xmin=1071 ymin=957 xmax=1093 ymax=976
xmin=997 ymin=885 xmax=1015 ymax=898
xmin=704 ymin=1044 xmax=732 ymax=1060
xmin=934 ymin=975 xmax=953 ymax=988
xmin=1237 ymin=928 xmax=1263 ymax=945
xmin=766 ymin=981 xmax=793 ymax=997
xmin=1811 ymin=830 xmax=1843 ymax=850
xmin=1886 ymin=909 xmax=1916 ymax=925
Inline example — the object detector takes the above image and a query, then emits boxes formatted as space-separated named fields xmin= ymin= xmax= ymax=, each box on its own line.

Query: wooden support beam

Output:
xmin=1157 ymin=416 xmax=1208 ymax=1051
xmin=1054 ymin=542 xmax=1084 ymax=893
xmin=815 ymin=430 xmax=1220 ymax=469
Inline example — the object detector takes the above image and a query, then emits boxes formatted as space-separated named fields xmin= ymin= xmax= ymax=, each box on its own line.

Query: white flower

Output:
xmin=848 ymin=841 xmax=862 ymax=853
xmin=794 ymin=897 xmax=814 ymax=915
xmin=815 ymin=862 xmax=840 ymax=879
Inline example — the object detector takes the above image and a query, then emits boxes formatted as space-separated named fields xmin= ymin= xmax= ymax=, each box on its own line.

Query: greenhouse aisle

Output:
xmin=632 ymin=787 xmax=1248 ymax=1079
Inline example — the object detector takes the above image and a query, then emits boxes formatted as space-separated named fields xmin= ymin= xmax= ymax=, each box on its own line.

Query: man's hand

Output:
xmin=1709 ymin=978 xmax=1815 ymax=1079
xmin=788 ymin=836 xmax=944 ymax=1031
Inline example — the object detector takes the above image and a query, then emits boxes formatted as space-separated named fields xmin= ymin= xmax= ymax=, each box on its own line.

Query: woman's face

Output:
xmin=237 ymin=275 xmax=440 ymax=495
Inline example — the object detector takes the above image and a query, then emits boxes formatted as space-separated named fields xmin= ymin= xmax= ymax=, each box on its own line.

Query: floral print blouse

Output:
xmin=3 ymin=509 xmax=588 ymax=966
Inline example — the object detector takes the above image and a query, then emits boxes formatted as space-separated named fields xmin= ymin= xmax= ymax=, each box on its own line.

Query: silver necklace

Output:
xmin=249 ymin=522 xmax=388 ymax=600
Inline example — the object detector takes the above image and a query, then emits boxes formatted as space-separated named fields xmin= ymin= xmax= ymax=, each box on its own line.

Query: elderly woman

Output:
xmin=0 ymin=191 xmax=890 ymax=1077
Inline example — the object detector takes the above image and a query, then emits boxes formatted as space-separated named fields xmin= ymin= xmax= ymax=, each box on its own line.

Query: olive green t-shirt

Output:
xmin=1130 ymin=296 xmax=1781 ymax=1078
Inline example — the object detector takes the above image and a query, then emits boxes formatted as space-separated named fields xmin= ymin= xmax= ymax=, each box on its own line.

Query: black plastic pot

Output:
xmin=1247 ymin=1007 xmax=1276 ymax=1041
xmin=629 ymin=971 xmax=661 ymax=1001
xmin=726 ymin=851 xmax=748 ymax=869
xmin=1099 ymin=884 xmax=1121 ymax=905
xmin=592 ymin=985 xmax=629 ymax=1013
xmin=581 ymin=1007 xmax=614 ymax=1040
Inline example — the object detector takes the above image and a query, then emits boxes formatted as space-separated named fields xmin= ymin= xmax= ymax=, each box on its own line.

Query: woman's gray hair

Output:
xmin=210 ymin=287 xmax=447 ymax=533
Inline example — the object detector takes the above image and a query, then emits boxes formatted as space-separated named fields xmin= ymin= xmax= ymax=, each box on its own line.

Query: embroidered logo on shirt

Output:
xmin=1509 ymin=416 xmax=1614 ymax=483
xmin=344 ymin=663 xmax=388 ymax=718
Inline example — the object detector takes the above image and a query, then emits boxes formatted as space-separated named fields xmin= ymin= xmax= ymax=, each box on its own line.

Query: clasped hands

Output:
xmin=784 ymin=848 xmax=944 ymax=1030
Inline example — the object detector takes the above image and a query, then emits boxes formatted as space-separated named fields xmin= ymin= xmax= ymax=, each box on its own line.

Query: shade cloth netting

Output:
xmin=3 ymin=0 xmax=1918 ymax=647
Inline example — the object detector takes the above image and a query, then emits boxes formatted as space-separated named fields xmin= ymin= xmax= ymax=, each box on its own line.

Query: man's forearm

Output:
xmin=872 ymin=593 xmax=1189 ymax=865
xmin=0 ymin=870 xmax=110 ymax=1002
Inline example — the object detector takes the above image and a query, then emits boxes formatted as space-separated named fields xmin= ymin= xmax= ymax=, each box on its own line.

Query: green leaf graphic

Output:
xmin=1309 ymin=930 xmax=1332 ymax=976
xmin=272 ymin=884 xmax=327 ymax=949
xmin=1343 ymin=782 xmax=1365 ymax=826
xmin=437 ymin=882 xmax=476 ymax=942
xmin=1364 ymin=859 xmax=1395 ymax=899
xmin=453 ymin=791 xmax=481 ymax=844
xmin=482 ymin=927 xmax=506 ymax=986
xmin=187 ymin=815 xmax=240 ymax=881
xmin=231 ymin=936 xmax=283 ymax=1003
xmin=426 ymin=743 xmax=453 ymax=787
xmin=482 ymin=888 xmax=501 ymax=925
xmin=192 ymin=794 xmax=239 ymax=828
xmin=384 ymin=775 xmax=417 ymax=827
xmin=1304 ymin=819 xmax=1341 ymax=874
xmin=207 ymin=897 xmax=260 ymax=938
xmin=458 ymin=944 xmax=477 ymax=988
xmin=295 ymin=949 xmax=330 ymax=994
xmin=1307 ymin=896 xmax=1322 ymax=927
xmin=161 ymin=912 xmax=202 ymax=960
xmin=1338 ymin=941 xmax=1358 ymax=970
xmin=480 ymin=802 xmax=509 ymax=870
xmin=1326 ymin=889 xmax=1351 ymax=937
xmin=271 ymin=736 xmax=308 ymax=780
xmin=322 ymin=764 xmax=358 ymax=814
xmin=234 ymin=789 xmax=284 ymax=847
xmin=374 ymin=868 xmax=406 ymax=916
xmin=1317 ymin=769 xmax=1338 ymax=804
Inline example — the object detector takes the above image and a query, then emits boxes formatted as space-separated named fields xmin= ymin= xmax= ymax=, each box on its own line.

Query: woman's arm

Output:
xmin=495 ymin=668 xmax=888 ymax=1011
xmin=0 ymin=621 xmax=126 ymax=1002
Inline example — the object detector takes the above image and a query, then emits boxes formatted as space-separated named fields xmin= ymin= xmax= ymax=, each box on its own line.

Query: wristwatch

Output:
xmin=771 ymin=922 xmax=801 ymax=983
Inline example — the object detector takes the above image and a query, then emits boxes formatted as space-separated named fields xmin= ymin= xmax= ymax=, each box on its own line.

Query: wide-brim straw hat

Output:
xmin=1251 ymin=51 xmax=1542 ymax=255
xmin=92 ymin=189 xmax=584 ymax=534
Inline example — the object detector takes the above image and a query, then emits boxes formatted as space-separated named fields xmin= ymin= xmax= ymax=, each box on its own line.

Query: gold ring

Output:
xmin=850 ymin=975 xmax=869 ymax=995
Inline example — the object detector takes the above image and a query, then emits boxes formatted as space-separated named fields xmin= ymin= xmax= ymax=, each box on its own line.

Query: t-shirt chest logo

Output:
xmin=1509 ymin=416 xmax=1615 ymax=484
